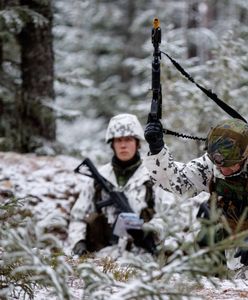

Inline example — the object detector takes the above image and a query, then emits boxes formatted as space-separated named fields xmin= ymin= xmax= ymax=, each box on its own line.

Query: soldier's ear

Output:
xmin=110 ymin=139 xmax=115 ymax=150
xmin=110 ymin=140 xmax=118 ymax=157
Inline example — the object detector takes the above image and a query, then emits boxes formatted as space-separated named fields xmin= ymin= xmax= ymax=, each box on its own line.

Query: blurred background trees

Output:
xmin=0 ymin=0 xmax=55 ymax=153
xmin=18 ymin=0 xmax=55 ymax=153
xmin=0 ymin=2 xmax=247 ymax=298
xmin=0 ymin=0 xmax=247 ymax=161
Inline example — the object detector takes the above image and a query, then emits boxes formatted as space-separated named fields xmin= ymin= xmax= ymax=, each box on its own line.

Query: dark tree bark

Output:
xmin=187 ymin=0 xmax=199 ymax=58
xmin=0 ymin=0 xmax=20 ymax=152
xmin=18 ymin=0 xmax=56 ymax=152
xmin=0 ymin=0 xmax=4 ymax=68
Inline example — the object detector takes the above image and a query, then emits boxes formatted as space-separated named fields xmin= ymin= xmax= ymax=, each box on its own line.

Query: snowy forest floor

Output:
xmin=1 ymin=151 xmax=248 ymax=299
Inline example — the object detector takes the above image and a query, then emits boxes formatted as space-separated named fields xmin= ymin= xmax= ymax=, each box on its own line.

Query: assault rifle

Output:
xmin=74 ymin=158 xmax=157 ymax=254
xmin=147 ymin=18 xmax=246 ymax=142
xmin=149 ymin=17 xmax=162 ymax=122
xmin=74 ymin=158 xmax=133 ymax=212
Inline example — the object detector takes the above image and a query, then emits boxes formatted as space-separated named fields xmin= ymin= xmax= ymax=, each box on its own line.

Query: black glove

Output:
xmin=196 ymin=201 xmax=210 ymax=220
xmin=72 ymin=239 xmax=87 ymax=256
xmin=127 ymin=228 xmax=157 ymax=255
xmin=234 ymin=244 xmax=248 ymax=266
xmin=144 ymin=121 xmax=164 ymax=154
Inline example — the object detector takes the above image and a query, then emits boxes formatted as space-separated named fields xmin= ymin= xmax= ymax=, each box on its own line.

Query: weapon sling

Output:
xmin=161 ymin=50 xmax=247 ymax=123
xmin=148 ymin=18 xmax=247 ymax=142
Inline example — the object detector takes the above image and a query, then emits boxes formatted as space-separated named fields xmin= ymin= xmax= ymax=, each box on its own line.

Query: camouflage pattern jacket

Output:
xmin=145 ymin=146 xmax=248 ymax=270
xmin=145 ymin=147 xmax=248 ymax=231
xmin=68 ymin=160 xmax=170 ymax=249
xmin=145 ymin=146 xmax=248 ymax=198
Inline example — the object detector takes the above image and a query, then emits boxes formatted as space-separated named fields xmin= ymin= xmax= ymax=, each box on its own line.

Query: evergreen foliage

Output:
xmin=77 ymin=194 xmax=248 ymax=299
xmin=0 ymin=197 xmax=72 ymax=299
xmin=53 ymin=0 xmax=248 ymax=162
xmin=0 ymin=2 xmax=56 ymax=153
xmin=0 ymin=2 xmax=247 ymax=299
xmin=0 ymin=184 xmax=247 ymax=299
xmin=0 ymin=1 xmax=247 ymax=158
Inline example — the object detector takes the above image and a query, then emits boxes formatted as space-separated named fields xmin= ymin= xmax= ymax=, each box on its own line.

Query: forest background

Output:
xmin=0 ymin=0 xmax=247 ymax=163
xmin=0 ymin=1 xmax=248 ymax=299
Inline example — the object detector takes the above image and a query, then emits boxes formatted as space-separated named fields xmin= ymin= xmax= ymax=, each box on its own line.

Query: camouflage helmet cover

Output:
xmin=207 ymin=119 xmax=248 ymax=167
xmin=105 ymin=113 xmax=144 ymax=143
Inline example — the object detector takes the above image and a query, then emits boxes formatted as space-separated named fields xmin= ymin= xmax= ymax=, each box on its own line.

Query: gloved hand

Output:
xmin=196 ymin=201 xmax=210 ymax=220
xmin=144 ymin=120 xmax=164 ymax=154
xmin=127 ymin=228 xmax=157 ymax=255
xmin=234 ymin=243 xmax=248 ymax=266
xmin=142 ymin=220 xmax=164 ymax=242
xmin=72 ymin=239 xmax=87 ymax=256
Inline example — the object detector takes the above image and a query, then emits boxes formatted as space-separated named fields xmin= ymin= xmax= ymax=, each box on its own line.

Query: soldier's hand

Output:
xmin=144 ymin=121 xmax=164 ymax=154
xmin=127 ymin=228 xmax=157 ymax=255
xmin=234 ymin=247 xmax=248 ymax=266
xmin=72 ymin=240 xmax=87 ymax=256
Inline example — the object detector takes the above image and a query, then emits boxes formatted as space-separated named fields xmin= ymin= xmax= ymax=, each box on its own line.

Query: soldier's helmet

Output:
xmin=105 ymin=114 xmax=144 ymax=143
xmin=207 ymin=118 xmax=248 ymax=167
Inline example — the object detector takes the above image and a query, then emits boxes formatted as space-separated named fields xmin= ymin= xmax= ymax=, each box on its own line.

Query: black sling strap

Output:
xmin=161 ymin=51 xmax=247 ymax=124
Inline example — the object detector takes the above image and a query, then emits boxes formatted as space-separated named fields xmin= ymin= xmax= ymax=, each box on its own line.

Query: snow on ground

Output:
xmin=33 ymin=279 xmax=84 ymax=300
xmin=0 ymin=151 xmax=82 ymax=242
xmin=1 ymin=151 xmax=248 ymax=299
xmin=34 ymin=273 xmax=248 ymax=300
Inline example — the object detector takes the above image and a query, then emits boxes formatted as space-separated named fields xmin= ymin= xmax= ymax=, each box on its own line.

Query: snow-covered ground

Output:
xmin=0 ymin=152 xmax=82 ymax=242
xmin=1 ymin=151 xmax=248 ymax=299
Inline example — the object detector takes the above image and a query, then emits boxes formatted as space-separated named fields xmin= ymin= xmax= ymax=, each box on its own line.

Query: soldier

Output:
xmin=144 ymin=118 xmax=248 ymax=268
xmin=68 ymin=113 xmax=169 ymax=256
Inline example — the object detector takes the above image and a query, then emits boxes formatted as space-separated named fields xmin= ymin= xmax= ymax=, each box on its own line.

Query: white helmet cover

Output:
xmin=105 ymin=113 xmax=144 ymax=143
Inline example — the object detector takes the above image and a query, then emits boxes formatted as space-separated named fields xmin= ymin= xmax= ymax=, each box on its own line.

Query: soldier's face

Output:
xmin=113 ymin=136 xmax=138 ymax=161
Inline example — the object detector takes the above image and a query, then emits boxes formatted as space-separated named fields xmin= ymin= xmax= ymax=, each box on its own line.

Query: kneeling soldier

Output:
xmin=68 ymin=113 xmax=167 ymax=256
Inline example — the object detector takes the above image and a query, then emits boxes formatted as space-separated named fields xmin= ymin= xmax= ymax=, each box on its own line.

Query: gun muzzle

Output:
xmin=153 ymin=17 xmax=160 ymax=29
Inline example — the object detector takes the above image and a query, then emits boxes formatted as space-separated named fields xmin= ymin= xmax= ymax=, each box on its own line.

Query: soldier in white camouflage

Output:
xmin=68 ymin=113 xmax=169 ymax=257
xmin=144 ymin=118 xmax=248 ymax=269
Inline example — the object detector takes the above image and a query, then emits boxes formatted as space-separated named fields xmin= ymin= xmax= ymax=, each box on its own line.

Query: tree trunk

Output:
xmin=18 ymin=0 xmax=55 ymax=152
xmin=0 ymin=0 xmax=20 ymax=152
xmin=187 ymin=0 xmax=199 ymax=58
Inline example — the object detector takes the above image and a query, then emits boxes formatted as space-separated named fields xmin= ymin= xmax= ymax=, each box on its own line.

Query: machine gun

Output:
xmin=149 ymin=17 xmax=162 ymax=122
xmin=74 ymin=158 xmax=157 ymax=254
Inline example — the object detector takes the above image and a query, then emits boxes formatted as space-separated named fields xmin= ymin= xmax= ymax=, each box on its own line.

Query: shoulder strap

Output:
xmin=93 ymin=180 xmax=103 ymax=213
xmin=162 ymin=51 xmax=247 ymax=123
xmin=139 ymin=181 xmax=156 ymax=222
xmin=144 ymin=180 xmax=155 ymax=209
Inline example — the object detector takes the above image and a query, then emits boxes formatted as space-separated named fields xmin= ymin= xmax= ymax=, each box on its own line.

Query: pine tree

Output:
xmin=0 ymin=197 xmax=72 ymax=299
xmin=0 ymin=1 xmax=56 ymax=153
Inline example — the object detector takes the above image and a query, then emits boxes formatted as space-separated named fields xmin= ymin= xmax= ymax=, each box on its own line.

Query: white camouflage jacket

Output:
xmin=145 ymin=146 xmax=248 ymax=198
xmin=145 ymin=146 xmax=248 ymax=270
xmin=68 ymin=160 xmax=170 ymax=249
